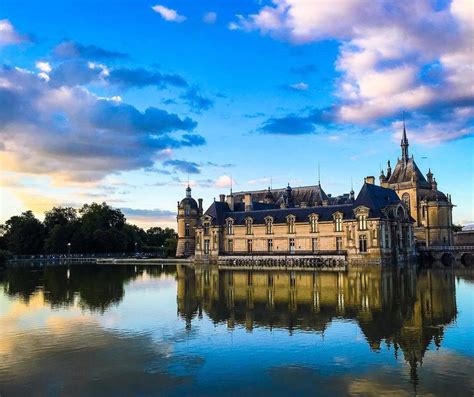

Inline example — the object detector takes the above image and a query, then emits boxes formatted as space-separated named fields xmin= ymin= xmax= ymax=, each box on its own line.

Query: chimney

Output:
xmin=244 ymin=193 xmax=253 ymax=212
xmin=365 ymin=176 xmax=375 ymax=185
xmin=219 ymin=194 xmax=225 ymax=202
xmin=226 ymin=194 xmax=234 ymax=211
xmin=198 ymin=198 xmax=203 ymax=215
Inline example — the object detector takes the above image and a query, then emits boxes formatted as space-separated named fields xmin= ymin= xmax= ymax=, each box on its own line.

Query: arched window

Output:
xmin=309 ymin=215 xmax=318 ymax=233
xmin=358 ymin=215 xmax=367 ymax=230
xmin=287 ymin=215 xmax=295 ymax=234
xmin=185 ymin=223 xmax=190 ymax=237
xmin=334 ymin=214 xmax=343 ymax=232
xmin=402 ymin=193 xmax=410 ymax=214
xmin=226 ymin=219 xmax=234 ymax=235
xmin=265 ymin=217 xmax=273 ymax=234
xmin=245 ymin=218 xmax=253 ymax=235
xmin=359 ymin=235 xmax=368 ymax=253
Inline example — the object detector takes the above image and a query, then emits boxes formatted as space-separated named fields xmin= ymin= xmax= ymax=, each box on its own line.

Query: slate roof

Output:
xmin=202 ymin=183 xmax=403 ymax=226
xmin=233 ymin=184 xmax=330 ymax=206
xmin=387 ymin=157 xmax=430 ymax=187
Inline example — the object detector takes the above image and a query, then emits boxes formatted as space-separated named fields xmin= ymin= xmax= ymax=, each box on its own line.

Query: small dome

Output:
xmin=179 ymin=197 xmax=198 ymax=209
xmin=421 ymin=189 xmax=447 ymax=202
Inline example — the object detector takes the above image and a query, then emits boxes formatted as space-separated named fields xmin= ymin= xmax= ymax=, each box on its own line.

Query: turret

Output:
xmin=176 ymin=185 xmax=200 ymax=258
xmin=386 ymin=160 xmax=392 ymax=179
xmin=426 ymin=168 xmax=433 ymax=184
xmin=285 ymin=183 xmax=293 ymax=207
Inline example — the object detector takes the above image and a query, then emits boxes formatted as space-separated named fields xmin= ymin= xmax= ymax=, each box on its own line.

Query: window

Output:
xmin=203 ymin=222 xmax=210 ymax=236
xmin=359 ymin=235 xmax=367 ymax=253
xmin=310 ymin=215 xmax=318 ymax=233
xmin=204 ymin=239 xmax=210 ymax=254
xmin=381 ymin=223 xmax=385 ymax=248
xmin=289 ymin=238 xmax=295 ymax=253
xmin=226 ymin=219 xmax=234 ymax=235
xmin=247 ymin=239 xmax=253 ymax=253
xmin=287 ymin=216 xmax=295 ymax=234
xmin=334 ymin=215 xmax=343 ymax=232
xmin=185 ymin=223 xmax=190 ymax=237
xmin=184 ymin=204 xmax=190 ymax=216
xmin=227 ymin=239 xmax=233 ymax=252
xmin=358 ymin=215 xmax=367 ymax=231
xmin=336 ymin=237 xmax=343 ymax=251
xmin=267 ymin=239 xmax=273 ymax=253
xmin=246 ymin=218 xmax=253 ymax=235
xmin=402 ymin=193 xmax=411 ymax=214
xmin=184 ymin=241 xmax=189 ymax=252
xmin=312 ymin=238 xmax=318 ymax=253
xmin=213 ymin=232 xmax=217 ymax=249
xmin=265 ymin=217 xmax=273 ymax=234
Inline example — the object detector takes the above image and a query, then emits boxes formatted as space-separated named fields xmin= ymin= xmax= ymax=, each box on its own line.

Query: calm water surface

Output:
xmin=0 ymin=264 xmax=473 ymax=396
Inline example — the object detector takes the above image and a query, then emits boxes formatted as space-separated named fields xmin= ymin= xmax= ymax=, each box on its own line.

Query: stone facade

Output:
xmin=175 ymin=186 xmax=202 ymax=258
xmin=192 ymin=183 xmax=415 ymax=265
xmin=380 ymin=124 xmax=454 ymax=246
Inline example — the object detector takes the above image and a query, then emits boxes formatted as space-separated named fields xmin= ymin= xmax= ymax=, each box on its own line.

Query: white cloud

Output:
xmin=35 ymin=61 xmax=52 ymax=73
xmin=0 ymin=19 xmax=28 ymax=47
xmin=203 ymin=12 xmax=217 ymax=24
xmin=151 ymin=5 xmax=186 ymax=23
xmin=214 ymin=175 xmax=234 ymax=189
xmin=233 ymin=0 xmax=474 ymax=142
xmin=289 ymin=82 xmax=309 ymax=91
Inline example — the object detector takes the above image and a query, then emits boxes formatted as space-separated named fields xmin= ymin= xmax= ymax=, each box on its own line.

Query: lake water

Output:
xmin=0 ymin=264 xmax=473 ymax=396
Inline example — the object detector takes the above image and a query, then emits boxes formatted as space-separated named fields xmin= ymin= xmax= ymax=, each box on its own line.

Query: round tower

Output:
xmin=176 ymin=185 xmax=201 ymax=257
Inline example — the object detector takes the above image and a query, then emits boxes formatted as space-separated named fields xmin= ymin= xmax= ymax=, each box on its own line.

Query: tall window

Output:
xmin=335 ymin=237 xmax=343 ymax=251
xmin=381 ymin=223 xmax=385 ymax=248
xmin=185 ymin=223 xmax=190 ymax=237
xmin=359 ymin=235 xmax=367 ymax=253
xmin=402 ymin=193 xmax=411 ymax=214
xmin=334 ymin=215 xmax=343 ymax=232
xmin=267 ymin=239 xmax=273 ymax=253
xmin=226 ymin=219 xmax=234 ymax=235
xmin=289 ymin=238 xmax=295 ymax=253
xmin=265 ymin=217 xmax=273 ymax=234
xmin=246 ymin=218 xmax=253 ymax=235
xmin=358 ymin=215 xmax=367 ymax=230
xmin=310 ymin=215 xmax=318 ymax=233
xmin=203 ymin=222 xmax=210 ymax=236
xmin=185 ymin=204 xmax=190 ymax=216
xmin=204 ymin=239 xmax=210 ymax=254
xmin=312 ymin=238 xmax=318 ymax=253
xmin=247 ymin=239 xmax=253 ymax=253
xmin=287 ymin=216 xmax=295 ymax=234
xmin=227 ymin=239 xmax=233 ymax=253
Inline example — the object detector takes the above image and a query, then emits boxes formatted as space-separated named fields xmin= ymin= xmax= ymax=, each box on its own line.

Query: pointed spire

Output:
xmin=401 ymin=113 xmax=409 ymax=164
xmin=230 ymin=174 xmax=233 ymax=196
xmin=318 ymin=163 xmax=321 ymax=186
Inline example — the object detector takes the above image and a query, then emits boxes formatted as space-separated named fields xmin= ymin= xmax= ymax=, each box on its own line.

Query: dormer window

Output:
xmin=185 ymin=204 xmax=190 ymax=216
xmin=245 ymin=217 xmax=253 ymax=235
xmin=203 ymin=222 xmax=210 ymax=236
xmin=265 ymin=216 xmax=273 ymax=234
xmin=226 ymin=219 xmax=234 ymax=235
xmin=358 ymin=215 xmax=367 ymax=231
xmin=334 ymin=213 xmax=343 ymax=232
xmin=309 ymin=214 xmax=318 ymax=233
xmin=287 ymin=215 xmax=295 ymax=234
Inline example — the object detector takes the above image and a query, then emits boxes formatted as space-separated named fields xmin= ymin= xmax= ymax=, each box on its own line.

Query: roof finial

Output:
xmin=401 ymin=112 xmax=409 ymax=164
xmin=318 ymin=163 xmax=321 ymax=186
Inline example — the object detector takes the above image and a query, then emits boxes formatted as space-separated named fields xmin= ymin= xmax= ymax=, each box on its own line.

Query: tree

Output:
xmin=44 ymin=207 xmax=78 ymax=231
xmin=2 ymin=211 xmax=45 ymax=254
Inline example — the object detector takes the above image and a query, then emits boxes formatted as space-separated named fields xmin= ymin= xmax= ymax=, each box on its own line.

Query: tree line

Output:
xmin=0 ymin=203 xmax=177 ymax=257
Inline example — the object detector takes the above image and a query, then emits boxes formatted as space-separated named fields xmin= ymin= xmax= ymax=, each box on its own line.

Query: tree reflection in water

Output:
xmin=176 ymin=265 xmax=458 ymax=389
xmin=0 ymin=265 xmax=176 ymax=312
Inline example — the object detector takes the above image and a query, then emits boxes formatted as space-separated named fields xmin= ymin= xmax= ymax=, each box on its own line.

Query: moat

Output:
xmin=1 ymin=264 xmax=473 ymax=396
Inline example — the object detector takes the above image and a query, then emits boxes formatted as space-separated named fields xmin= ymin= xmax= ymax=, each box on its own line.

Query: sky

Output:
xmin=0 ymin=0 xmax=473 ymax=228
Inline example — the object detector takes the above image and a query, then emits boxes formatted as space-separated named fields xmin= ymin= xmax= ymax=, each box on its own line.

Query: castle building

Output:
xmin=379 ymin=123 xmax=454 ymax=246
xmin=176 ymin=123 xmax=453 ymax=261
xmin=176 ymin=185 xmax=203 ymax=257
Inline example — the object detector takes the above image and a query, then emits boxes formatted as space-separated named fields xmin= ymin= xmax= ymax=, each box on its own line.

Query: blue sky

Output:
xmin=0 ymin=0 xmax=473 ymax=228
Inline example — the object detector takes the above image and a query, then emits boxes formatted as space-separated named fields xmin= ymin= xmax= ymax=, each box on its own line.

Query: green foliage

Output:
xmin=452 ymin=224 xmax=463 ymax=232
xmin=0 ymin=203 xmax=177 ymax=256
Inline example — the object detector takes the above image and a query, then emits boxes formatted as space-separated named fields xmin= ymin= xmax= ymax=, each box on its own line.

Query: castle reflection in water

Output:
xmin=177 ymin=265 xmax=457 ymax=383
